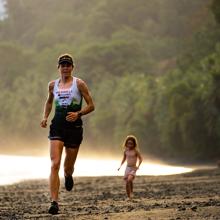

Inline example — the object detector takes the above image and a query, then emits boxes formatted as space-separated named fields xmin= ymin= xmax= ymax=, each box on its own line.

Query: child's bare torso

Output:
xmin=125 ymin=149 xmax=137 ymax=167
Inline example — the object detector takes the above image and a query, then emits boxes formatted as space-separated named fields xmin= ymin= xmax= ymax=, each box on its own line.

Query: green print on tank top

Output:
xmin=55 ymin=98 xmax=82 ymax=112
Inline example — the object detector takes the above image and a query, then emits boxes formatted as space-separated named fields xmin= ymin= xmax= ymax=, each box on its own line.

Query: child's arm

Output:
xmin=136 ymin=151 xmax=143 ymax=170
xmin=118 ymin=151 xmax=126 ymax=171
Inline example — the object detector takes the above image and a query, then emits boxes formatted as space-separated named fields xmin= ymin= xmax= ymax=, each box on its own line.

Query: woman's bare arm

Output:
xmin=40 ymin=81 xmax=54 ymax=128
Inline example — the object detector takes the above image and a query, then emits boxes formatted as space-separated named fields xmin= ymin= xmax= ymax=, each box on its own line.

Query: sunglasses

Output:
xmin=60 ymin=62 xmax=72 ymax=67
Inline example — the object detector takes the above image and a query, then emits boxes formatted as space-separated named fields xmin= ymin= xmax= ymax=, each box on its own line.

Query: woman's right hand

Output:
xmin=40 ymin=119 xmax=47 ymax=128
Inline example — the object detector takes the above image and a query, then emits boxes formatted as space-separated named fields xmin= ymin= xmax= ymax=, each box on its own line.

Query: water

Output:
xmin=0 ymin=0 xmax=6 ymax=20
xmin=0 ymin=154 xmax=193 ymax=185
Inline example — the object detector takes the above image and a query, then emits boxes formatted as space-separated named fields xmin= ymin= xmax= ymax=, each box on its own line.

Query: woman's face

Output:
xmin=59 ymin=62 xmax=73 ymax=76
xmin=126 ymin=139 xmax=135 ymax=149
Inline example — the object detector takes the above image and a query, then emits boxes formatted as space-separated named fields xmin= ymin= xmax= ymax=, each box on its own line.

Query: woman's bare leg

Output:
xmin=49 ymin=140 xmax=64 ymax=201
xmin=64 ymin=147 xmax=79 ymax=176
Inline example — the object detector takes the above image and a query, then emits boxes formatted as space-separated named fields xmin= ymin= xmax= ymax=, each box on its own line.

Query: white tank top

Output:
xmin=53 ymin=77 xmax=82 ymax=111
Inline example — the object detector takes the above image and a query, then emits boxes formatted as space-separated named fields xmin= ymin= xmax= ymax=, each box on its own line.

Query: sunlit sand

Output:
xmin=0 ymin=155 xmax=193 ymax=185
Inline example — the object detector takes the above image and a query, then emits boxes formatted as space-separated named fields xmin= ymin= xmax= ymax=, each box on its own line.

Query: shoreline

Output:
xmin=0 ymin=154 xmax=196 ymax=186
xmin=0 ymin=168 xmax=220 ymax=219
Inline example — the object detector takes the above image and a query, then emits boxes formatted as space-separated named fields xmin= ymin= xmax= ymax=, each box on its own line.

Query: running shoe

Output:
xmin=48 ymin=201 xmax=59 ymax=215
xmin=65 ymin=175 xmax=74 ymax=191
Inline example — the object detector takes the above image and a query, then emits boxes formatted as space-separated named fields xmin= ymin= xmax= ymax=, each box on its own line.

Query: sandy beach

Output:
xmin=0 ymin=168 xmax=220 ymax=220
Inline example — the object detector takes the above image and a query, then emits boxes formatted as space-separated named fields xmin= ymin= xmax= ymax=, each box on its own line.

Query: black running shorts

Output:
xmin=49 ymin=125 xmax=83 ymax=148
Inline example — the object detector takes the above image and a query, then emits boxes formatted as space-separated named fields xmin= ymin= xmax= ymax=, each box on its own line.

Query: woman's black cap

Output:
xmin=58 ymin=54 xmax=74 ymax=65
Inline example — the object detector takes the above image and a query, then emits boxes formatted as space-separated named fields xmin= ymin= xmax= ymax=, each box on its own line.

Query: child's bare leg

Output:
xmin=126 ymin=175 xmax=134 ymax=198
xmin=131 ymin=181 xmax=133 ymax=194
xmin=126 ymin=181 xmax=131 ymax=198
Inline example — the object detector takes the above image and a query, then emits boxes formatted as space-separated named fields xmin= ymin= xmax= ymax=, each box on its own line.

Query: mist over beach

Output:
xmin=0 ymin=0 xmax=220 ymax=165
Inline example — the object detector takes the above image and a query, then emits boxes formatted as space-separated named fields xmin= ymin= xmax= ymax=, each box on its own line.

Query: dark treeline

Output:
xmin=0 ymin=0 xmax=219 ymax=163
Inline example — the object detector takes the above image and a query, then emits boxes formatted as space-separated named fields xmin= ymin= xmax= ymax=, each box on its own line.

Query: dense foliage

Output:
xmin=0 ymin=0 xmax=219 ymax=162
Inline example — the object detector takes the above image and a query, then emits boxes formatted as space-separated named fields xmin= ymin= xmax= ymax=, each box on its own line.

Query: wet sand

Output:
xmin=0 ymin=168 xmax=220 ymax=219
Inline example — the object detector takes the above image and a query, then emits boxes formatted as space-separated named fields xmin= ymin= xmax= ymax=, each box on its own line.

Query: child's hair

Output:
xmin=121 ymin=135 xmax=139 ymax=150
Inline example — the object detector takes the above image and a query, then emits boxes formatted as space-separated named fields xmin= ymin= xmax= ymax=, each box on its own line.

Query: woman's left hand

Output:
xmin=66 ymin=112 xmax=79 ymax=122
